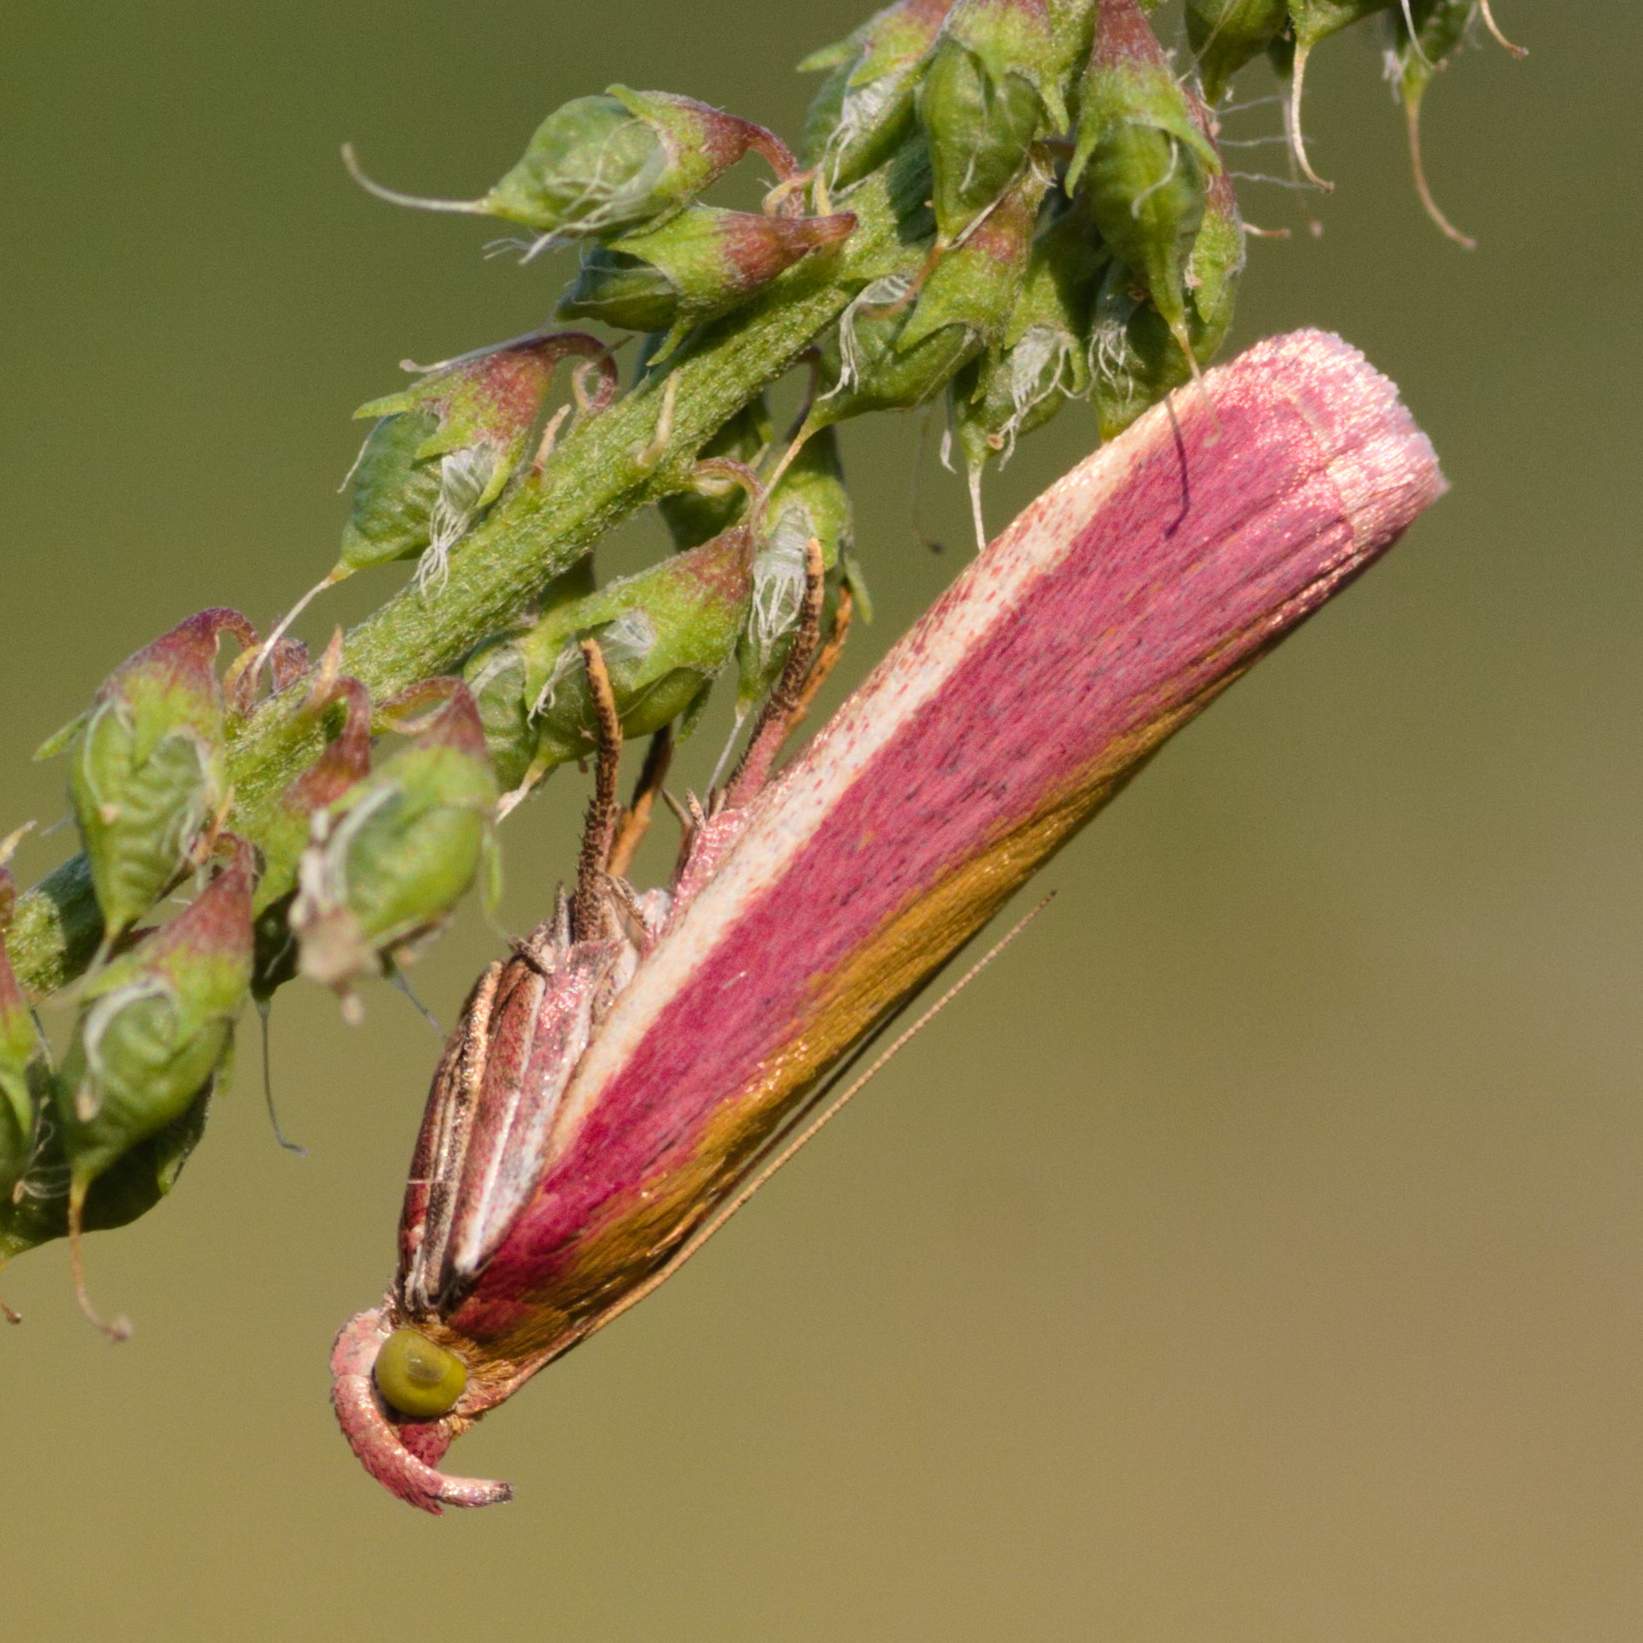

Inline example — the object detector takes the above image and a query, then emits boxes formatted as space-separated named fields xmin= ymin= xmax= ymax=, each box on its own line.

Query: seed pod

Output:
xmin=1185 ymin=0 xmax=1288 ymax=101
xmin=1392 ymin=0 xmax=1481 ymax=246
xmin=919 ymin=0 xmax=1061 ymax=246
xmin=52 ymin=838 xmax=253 ymax=1328
xmin=466 ymin=529 xmax=755 ymax=807
xmin=951 ymin=190 xmax=1105 ymax=495
xmin=658 ymin=397 xmax=775 ymax=550
xmin=345 ymin=86 xmax=796 ymax=242
xmin=558 ymin=207 xmax=857 ymax=362
xmin=291 ymin=683 xmax=499 ymax=1006
xmin=252 ymin=669 xmax=375 ymax=1000
xmin=736 ymin=429 xmax=859 ymax=717
xmin=1070 ymin=0 xmax=1222 ymax=370
xmin=800 ymin=0 xmax=958 ymax=192
xmin=334 ymin=331 xmax=612 ymax=600
xmin=811 ymin=160 xmax=1047 ymax=429
xmin=37 ymin=608 xmax=256 ymax=945
xmin=1280 ymin=1 xmax=1399 ymax=186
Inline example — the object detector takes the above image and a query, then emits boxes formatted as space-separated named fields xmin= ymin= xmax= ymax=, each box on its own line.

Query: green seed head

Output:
xmin=1070 ymin=0 xmax=1221 ymax=354
xmin=338 ymin=332 xmax=610 ymax=588
xmin=42 ymin=609 xmax=255 ymax=941
xmin=373 ymin=1327 xmax=469 ymax=1420
xmin=55 ymin=841 xmax=253 ymax=1190
xmin=350 ymin=86 xmax=784 ymax=242
xmin=558 ymin=207 xmax=855 ymax=362
xmin=918 ymin=35 xmax=1047 ymax=247
xmin=292 ymin=684 xmax=499 ymax=995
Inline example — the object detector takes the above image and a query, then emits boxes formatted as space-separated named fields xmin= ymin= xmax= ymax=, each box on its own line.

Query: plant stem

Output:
xmin=9 ymin=156 xmax=927 ymax=996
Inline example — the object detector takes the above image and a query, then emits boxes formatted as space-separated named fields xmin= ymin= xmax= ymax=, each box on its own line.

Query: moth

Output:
xmin=331 ymin=329 xmax=1445 ymax=1512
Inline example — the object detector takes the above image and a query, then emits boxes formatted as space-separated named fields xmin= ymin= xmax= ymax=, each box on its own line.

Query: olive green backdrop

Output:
xmin=2 ymin=5 xmax=1637 ymax=1639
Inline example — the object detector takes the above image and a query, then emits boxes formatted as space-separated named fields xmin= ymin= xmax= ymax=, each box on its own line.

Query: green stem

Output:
xmin=10 ymin=154 xmax=928 ymax=996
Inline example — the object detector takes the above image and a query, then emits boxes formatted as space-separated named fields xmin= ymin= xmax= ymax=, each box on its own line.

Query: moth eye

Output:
xmin=373 ymin=1327 xmax=469 ymax=1420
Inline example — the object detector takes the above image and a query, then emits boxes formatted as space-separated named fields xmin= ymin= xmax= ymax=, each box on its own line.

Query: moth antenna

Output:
xmin=573 ymin=638 xmax=624 ymax=941
xmin=257 ymin=998 xmax=308 ymax=1155
xmin=67 ymin=1181 xmax=133 ymax=1342
xmin=607 ymin=727 xmax=674 ymax=880
xmin=723 ymin=536 xmax=825 ymax=805
xmin=786 ymin=582 xmax=855 ymax=734
xmin=339 ymin=143 xmax=487 ymax=215
xmin=578 ymin=894 xmax=1057 ymax=1346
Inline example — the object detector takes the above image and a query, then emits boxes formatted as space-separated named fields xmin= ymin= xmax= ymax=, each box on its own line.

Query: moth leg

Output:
xmin=723 ymin=535 xmax=825 ymax=806
xmin=572 ymin=638 xmax=623 ymax=941
xmin=785 ymin=580 xmax=854 ymax=740
xmin=607 ymin=725 xmax=674 ymax=881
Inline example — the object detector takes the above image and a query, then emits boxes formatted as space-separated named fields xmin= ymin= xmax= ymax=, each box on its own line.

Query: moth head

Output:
xmin=331 ymin=1307 xmax=509 ymax=1513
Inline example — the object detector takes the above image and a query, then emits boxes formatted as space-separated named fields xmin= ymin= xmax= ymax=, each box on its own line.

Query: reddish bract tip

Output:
xmin=330 ymin=1307 xmax=512 ymax=1514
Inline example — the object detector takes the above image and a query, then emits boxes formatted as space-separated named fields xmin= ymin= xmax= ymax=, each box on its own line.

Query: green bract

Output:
xmin=800 ymin=0 xmax=958 ymax=192
xmin=0 ymin=851 xmax=41 ymax=1199
xmin=465 ymin=528 xmax=754 ymax=806
xmin=1185 ymin=0 xmax=1288 ymax=101
xmin=918 ymin=30 xmax=1047 ymax=248
xmin=558 ymin=207 xmax=856 ymax=362
xmin=346 ymin=86 xmax=795 ymax=242
xmin=337 ymin=331 xmax=612 ymax=595
xmin=291 ymin=684 xmax=499 ymax=1002
xmin=39 ymin=608 xmax=255 ymax=944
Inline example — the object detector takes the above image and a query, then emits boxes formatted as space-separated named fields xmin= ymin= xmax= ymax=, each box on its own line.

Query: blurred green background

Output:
xmin=2 ymin=4 xmax=1637 ymax=1639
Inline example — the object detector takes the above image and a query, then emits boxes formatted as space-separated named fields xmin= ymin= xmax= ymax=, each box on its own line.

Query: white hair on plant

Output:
xmin=747 ymin=506 xmax=813 ymax=669
xmin=823 ymin=75 xmax=902 ymax=190
xmin=597 ymin=608 xmax=657 ymax=672
xmin=417 ymin=445 xmax=500 ymax=596
xmin=822 ymin=274 xmax=914 ymax=400
xmin=1089 ymin=283 xmax=1141 ymax=400
xmin=995 ymin=325 xmax=1081 ymax=465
